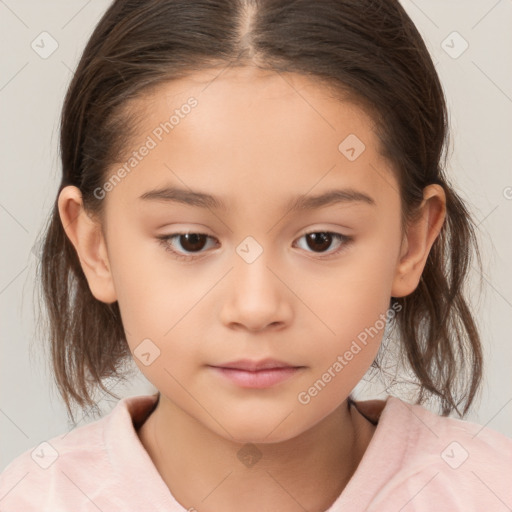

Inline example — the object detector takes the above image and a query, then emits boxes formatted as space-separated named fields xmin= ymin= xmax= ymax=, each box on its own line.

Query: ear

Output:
xmin=57 ymin=185 xmax=117 ymax=304
xmin=391 ymin=184 xmax=447 ymax=298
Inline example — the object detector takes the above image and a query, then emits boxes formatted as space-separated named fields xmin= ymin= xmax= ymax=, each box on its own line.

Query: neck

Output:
xmin=138 ymin=394 xmax=376 ymax=512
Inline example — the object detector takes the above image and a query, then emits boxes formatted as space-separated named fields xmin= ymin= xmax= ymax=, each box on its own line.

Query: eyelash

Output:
xmin=156 ymin=231 xmax=353 ymax=262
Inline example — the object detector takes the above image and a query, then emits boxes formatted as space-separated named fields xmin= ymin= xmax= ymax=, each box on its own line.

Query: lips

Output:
xmin=208 ymin=358 xmax=305 ymax=388
xmin=211 ymin=358 xmax=299 ymax=371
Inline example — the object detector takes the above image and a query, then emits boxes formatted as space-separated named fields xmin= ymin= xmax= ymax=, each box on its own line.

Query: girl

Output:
xmin=1 ymin=0 xmax=511 ymax=510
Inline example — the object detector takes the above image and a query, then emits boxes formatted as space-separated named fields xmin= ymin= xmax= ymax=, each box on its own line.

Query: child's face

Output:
xmin=97 ymin=67 xmax=407 ymax=441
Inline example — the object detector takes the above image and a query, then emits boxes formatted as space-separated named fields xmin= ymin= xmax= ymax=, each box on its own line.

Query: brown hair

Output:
xmin=38 ymin=0 xmax=483 ymax=422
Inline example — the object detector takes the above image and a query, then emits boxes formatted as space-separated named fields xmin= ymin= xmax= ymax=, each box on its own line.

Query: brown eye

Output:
xmin=305 ymin=232 xmax=333 ymax=252
xmin=295 ymin=231 xmax=352 ymax=257
xmin=157 ymin=232 xmax=217 ymax=259
xmin=178 ymin=233 xmax=208 ymax=252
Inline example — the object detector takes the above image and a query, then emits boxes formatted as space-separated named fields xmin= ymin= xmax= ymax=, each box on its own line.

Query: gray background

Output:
xmin=1 ymin=0 xmax=511 ymax=472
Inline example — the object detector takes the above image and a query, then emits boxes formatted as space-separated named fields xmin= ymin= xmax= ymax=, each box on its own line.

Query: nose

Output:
xmin=219 ymin=247 xmax=293 ymax=332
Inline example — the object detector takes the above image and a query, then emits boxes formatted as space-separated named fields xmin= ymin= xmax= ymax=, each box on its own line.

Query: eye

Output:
xmin=157 ymin=230 xmax=353 ymax=262
xmin=294 ymin=231 xmax=352 ymax=257
xmin=156 ymin=232 xmax=218 ymax=261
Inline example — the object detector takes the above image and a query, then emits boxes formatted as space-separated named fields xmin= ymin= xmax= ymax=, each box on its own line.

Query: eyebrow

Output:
xmin=139 ymin=186 xmax=376 ymax=211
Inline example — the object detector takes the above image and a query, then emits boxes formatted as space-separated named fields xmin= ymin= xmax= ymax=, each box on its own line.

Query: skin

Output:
xmin=58 ymin=66 xmax=446 ymax=512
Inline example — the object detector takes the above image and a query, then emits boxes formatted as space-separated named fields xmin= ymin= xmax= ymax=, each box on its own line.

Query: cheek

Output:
xmin=299 ymin=235 xmax=400 ymax=368
xmin=106 ymin=225 xmax=199 ymax=343
xmin=106 ymin=225 xmax=233 ymax=392
xmin=306 ymin=242 xmax=398 ymax=329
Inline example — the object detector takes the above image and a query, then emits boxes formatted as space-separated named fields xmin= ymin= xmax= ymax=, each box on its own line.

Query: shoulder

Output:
xmin=0 ymin=394 xmax=157 ymax=510
xmin=364 ymin=396 xmax=512 ymax=510
xmin=392 ymin=397 xmax=512 ymax=466
xmin=0 ymin=408 xmax=109 ymax=510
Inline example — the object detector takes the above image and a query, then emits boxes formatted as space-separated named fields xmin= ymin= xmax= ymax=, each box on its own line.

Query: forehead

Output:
xmin=106 ymin=67 xmax=399 ymax=211
xmin=133 ymin=66 xmax=379 ymax=140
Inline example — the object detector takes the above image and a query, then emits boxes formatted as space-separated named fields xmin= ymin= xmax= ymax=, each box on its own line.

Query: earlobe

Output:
xmin=391 ymin=184 xmax=446 ymax=298
xmin=57 ymin=185 xmax=117 ymax=304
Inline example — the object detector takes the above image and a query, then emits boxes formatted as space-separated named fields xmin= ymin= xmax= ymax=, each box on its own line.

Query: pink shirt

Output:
xmin=1 ymin=393 xmax=511 ymax=511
